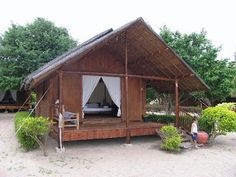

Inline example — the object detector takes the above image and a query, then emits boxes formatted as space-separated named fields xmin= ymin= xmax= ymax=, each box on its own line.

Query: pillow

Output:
xmin=87 ymin=103 xmax=99 ymax=108
xmin=64 ymin=111 xmax=75 ymax=119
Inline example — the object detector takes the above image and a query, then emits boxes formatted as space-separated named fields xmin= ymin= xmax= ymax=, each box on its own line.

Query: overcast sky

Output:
xmin=1 ymin=0 xmax=235 ymax=60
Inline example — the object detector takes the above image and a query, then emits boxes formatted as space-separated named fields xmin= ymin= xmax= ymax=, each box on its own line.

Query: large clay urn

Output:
xmin=197 ymin=131 xmax=209 ymax=144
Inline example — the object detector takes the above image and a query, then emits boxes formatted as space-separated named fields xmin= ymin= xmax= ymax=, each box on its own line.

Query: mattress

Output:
xmin=84 ymin=107 xmax=112 ymax=114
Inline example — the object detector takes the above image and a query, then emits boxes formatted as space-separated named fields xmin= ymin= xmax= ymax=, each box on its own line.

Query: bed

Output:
xmin=83 ymin=103 xmax=112 ymax=114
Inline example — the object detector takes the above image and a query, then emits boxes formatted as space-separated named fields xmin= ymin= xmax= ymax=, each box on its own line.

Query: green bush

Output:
xmin=143 ymin=114 xmax=175 ymax=124
xmin=199 ymin=106 xmax=236 ymax=140
xmin=161 ymin=136 xmax=182 ymax=152
xmin=160 ymin=125 xmax=179 ymax=138
xmin=216 ymin=102 xmax=236 ymax=111
xmin=144 ymin=114 xmax=193 ymax=131
xmin=15 ymin=112 xmax=50 ymax=152
xmin=15 ymin=111 xmax=30 ymax=129
xmin=160 ymin=125 xmax=182 ymax=152
xmin=31 ymin=92 xmax=37 ymax=108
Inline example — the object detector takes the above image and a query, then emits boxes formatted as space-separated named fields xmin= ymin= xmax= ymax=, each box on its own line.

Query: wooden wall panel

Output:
xmin=35 ymin=80 xmax=50 ymax=118
xmin=62 ymin=73 xmax=81 ymax=113
xmin=51 ymin=74 xmax=59 ymax=104
xmin=61 ymin=47 xmax=125 ymax=74
xmin=48 ymin=74 xmax=58 ymax=120
xmin=128 ymin=78 xmax=142 ymax=121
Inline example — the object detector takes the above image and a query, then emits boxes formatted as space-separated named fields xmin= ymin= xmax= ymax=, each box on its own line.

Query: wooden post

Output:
xmin=48 ymin=79 xmax=53 ymax=129
xmin=58 ymin=72 xmax=64 ymax=147
xmin=125 ymin=32 xmax=130 ymax=144
xmin=76 ymin=113 xmax=80 ymax=129
xmin=59 ymin=72 xmax=63 ymax=114
xmin=175 ymin=79 xmax=180 ymax=128
xmin=78 ymin=74 xmax=83 ymax=124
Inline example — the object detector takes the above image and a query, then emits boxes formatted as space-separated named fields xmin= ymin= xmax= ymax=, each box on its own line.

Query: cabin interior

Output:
xmin=0 ymin=90 xmax=29 ymax=111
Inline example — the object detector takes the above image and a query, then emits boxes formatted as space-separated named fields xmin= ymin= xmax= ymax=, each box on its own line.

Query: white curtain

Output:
xmin=82 ymin=75 xmax=101 ymax=107
xmin=0 ymin=91 xmax=5 ymax=102
xmin=102 ymin=76 xmax=121 ymax=117
xmin=10 ymin=90 xmax=17 ymax=101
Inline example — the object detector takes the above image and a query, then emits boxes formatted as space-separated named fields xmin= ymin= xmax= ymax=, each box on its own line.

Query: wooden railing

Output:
xmin=179 ymin=109 xmax=195 ymax=132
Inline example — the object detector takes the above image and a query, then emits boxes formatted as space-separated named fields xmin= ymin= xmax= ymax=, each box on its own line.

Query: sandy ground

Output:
xmin=0 ymin=113 xmax=236 ymax=177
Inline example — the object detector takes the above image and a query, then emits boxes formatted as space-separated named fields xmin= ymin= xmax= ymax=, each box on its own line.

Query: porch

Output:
xmin=51 ymin=116 xmax=163 ymax=142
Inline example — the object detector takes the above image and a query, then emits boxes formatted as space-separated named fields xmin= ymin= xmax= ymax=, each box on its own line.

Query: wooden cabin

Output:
xmin=22 ymin=18 xmax=208 ymax=144
xmin=0 ymin=90 xmax=30 ymax=111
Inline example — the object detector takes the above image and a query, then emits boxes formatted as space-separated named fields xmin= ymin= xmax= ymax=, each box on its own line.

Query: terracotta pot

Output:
xmin=197 ymin=131 xmax=208 ymax=144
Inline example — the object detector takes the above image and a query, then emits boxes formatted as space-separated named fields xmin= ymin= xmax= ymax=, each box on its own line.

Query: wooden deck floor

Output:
xmin=52 ymin=117 xmax=163 ymax=141
xmin=0 ymin=105 xmax=29 ymax=110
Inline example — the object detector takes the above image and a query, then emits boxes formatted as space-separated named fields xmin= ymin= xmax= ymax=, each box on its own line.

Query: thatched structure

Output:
xmin=23 ymin=18 xmax=208 ymax=92
xmin=22 ymin=17 xmax=208 ymax=143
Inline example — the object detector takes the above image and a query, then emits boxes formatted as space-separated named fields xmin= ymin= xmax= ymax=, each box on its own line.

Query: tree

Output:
xmin=0 ymin=18 xmax=77 ymax=90
xmin=230 ymin=57 xmax=236 ymax=97
xmin=160 ymin=26 xmax=236 ymax=104
xmin=146 ymin=87 xmax=158 ymax=103
xmin=231 ymin=76 xmax=236 ymax=97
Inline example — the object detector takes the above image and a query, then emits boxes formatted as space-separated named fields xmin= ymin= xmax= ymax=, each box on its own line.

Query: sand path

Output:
xmin=0 ymin=113 xmax=236 ymax=177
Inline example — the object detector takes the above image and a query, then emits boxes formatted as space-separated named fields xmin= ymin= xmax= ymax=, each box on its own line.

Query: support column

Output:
xmin=125 ymin=32 xmax=130 ymax=144
xmin=175 ymin=79 xmax=180 ymax=128
xmin=59 ymin=72 xmax=63 ymax=118
xmin=58 ymin=71 xmax=64 ymax=147
xmin=48 ymin=79 xmax=53 ymax=129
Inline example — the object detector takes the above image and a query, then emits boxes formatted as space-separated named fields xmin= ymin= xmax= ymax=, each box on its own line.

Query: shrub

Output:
xmin=15 ymin=111 xmax=30 ymax=129
xmin=160 ymin=125 xmax=182 ymax=152
xmin=31 ymin=92 xmax=37 ymax=108
xmin=15 ymin=112 xmax=50 ymax=155
xmin=161 ymin=136 xmax=182 ymax=152
xmin=216 ymin=102 xmax=236 ymax=111
xmin=160 ymin=125 xmax=179 ymax=138
xmin=143 ymin=114 xmax=175 ymax=124
xmin=199 ymin=106 xmax=236 ymax=141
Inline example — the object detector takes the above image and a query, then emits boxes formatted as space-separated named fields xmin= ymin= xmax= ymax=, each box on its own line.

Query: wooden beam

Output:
xmin=125 ymin=32 xmax=130 ymax=144
xmin=78 ymin=74 xmax=83 ymax=124
xmin=62 ymin=71 xmax=175 ymax=81
xmin=48 ymin=78 xmax=53 ymax=129
xmin=128 ymin=74 xmax=173 ymax=81
xmin=175 ymin=79 xmax=180 ymax=128
xmin=58 ymin=71 xmax=64 ymax=148
xmin=59 ymin=72 xmax=63 ymax=116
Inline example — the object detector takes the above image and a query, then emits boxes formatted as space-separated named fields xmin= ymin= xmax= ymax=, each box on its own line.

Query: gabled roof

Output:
xmin=22 ymin=17 xmax=209 ymax=92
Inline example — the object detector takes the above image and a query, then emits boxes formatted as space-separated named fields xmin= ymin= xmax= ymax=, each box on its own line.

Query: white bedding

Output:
xmin=84 ymin=107 xmax=112 ymax=114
